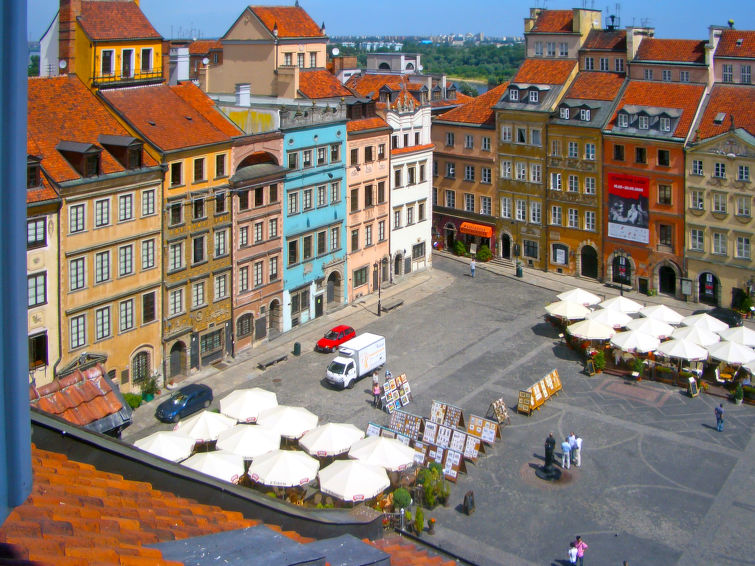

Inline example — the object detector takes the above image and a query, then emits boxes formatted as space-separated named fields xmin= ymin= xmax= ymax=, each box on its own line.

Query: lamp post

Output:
xmin=374 ymin=261 xmax=382 ymax=317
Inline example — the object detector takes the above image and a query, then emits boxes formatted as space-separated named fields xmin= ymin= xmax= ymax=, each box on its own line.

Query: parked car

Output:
xmin=315 ymin=325 xmax=356 ymax=353
xmin=155 ymin=384 xmax=213 ymax=423
xmin=693 ymin=307 xmax=743 ymax=328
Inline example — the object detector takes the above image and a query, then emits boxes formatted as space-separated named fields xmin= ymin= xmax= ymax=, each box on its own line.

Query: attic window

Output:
xmin=147 ymin=120 xmax=156 ymax=126
xmin=529 ymin=90 xmax=539 ymax=103
xmin=27 ymin=164 xmax=41 ymax=189
xmin=714 ymin=112 xmax=726 ymax=125
xmin=560 ymin=107 xmax=569 ymax=119
xmin=580 ymin=109 xmax=591 ymax=121
xmin=56 ymin=141 xmax=102 ymax=178
xmin=736 ymin=38 xmax=744 ymax=46
xmin=99 ymin=135 xmax=142 ymax=170
xmin=618 ymin=113 xmax=628 ymax=128
xmin=509 ymin=88 xmax=519 ymax=101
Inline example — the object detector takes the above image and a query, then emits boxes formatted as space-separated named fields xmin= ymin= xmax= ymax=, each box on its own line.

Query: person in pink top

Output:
xmin=574 ymin=535 xmax=588 ymax=565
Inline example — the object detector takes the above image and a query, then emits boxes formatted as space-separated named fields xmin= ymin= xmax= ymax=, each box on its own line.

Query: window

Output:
xmin=27 ymin=218 xmax=46 ymax=249
xmin=70 ymin=204 xmax=85 ymax=233
xmin=464 ymin=165 xmax=474 ymax=181
xmin=269 ymin=218 xmax=278 ymax=238
xmin=722 ymin=64 xmax=733 ymax=83
xmin=94 ymin=251 xmax=110 ymax=284
xmin=500 ymin=125 xmax=512 ymax=141
xmin=413 ymin=242 xmax=425 ymax=260
xmin=27 ymin=273 xmax=46 ymax=307
xmin=644 ymin=69 xmax=653 ymax=80
xmin=214 ymin=230 xmax=227 ymax=257
xmin=353 ymin=266 xmax=368 ymax=288
xmin=615 ymin=58 xmax=624 ymax=73
xmin=516 ymin=162 xmax=526 ymax=181
xmin=738 ymin=165 xmax=750 ymax=181
xmin=302 ymin=150 xmax=312 ymax=168
xmin=408 ymin=166 xmax=416 ymax=185
xmin=350 ymin=188 xmax=359 ymax=213
xmin=378 ymin=220 xmax=386 ymax=241
xmin=193 ymin=198 xmax=205 ymax=219
xmin=192 ymin=236 xmax=205 ymax=264
xmin=658 ymin=149 xmax=670 ymax=167
xmin=254 ymin=262 xmax=264 ymax=287
xmin=529 ymin=90 xmax=539 ymax=103
xmin=200 ymin=330 xmax=223 ymax=354
xmin=70 ymin=258 xmax=85 ymax=291
xmin=584 ymin=177 xmax=596 ymax=195
xmin=331 ymin=143 xmax=341 ymax=163
xmin=122 ymin=48 xmax=134 ymax=78
xmin=584 ymin=211 xmax=596 ymax=231
xmin=445 ymin=190 xmax=455 ymax=208
xmin=365 ymin=224 xmax=373 ymax=246
xmin=239 ymin=266 xmax=249 ymax=292
xmin=568 ymin=208 xmax=579 ymax=228
xmin=713 ymin=193 xmax=727 ymax=213
xmin=101 ymin=49 xmax=114 ymax=75
xmin=584 ymin=57 xmax=594 ymax=71
xmin=516 ymin=128 xmax=526 ymax=144
xmin=736 ymin=237 xmax=751 ymax=259
xmin=713 ymin=232 xmax=727 ymax=255
xmin=551 ymin=140 xmax=561 ymax=157
xmin=501 ymin=197 xmax=511 ymax=219
xmin=550 ymin=172 xmax=562 ymax=191
xmin=662 ymin=69 xmax=672 ymax=82
xmin=550 ymin=206 xmax=562 ymax=226
xmin=693 ymin=160 xmax=703 ymax=176
xmin=523 ymin=240 xmax=538 ymax=259
xmin=580 ymin=109 xmax=591 ymax=121
xmin=480 ymin=196 xmax=491 ymax=215
xmin=482 ymin=167 xmax=491 ymax=184
xmin=742 ymin=65 xmax=752 ymax=84
xmin=568 ymin=175 xmax=579 ymax=192
xmin=618 ymin=113 xmax=628 ymax=128
xmin=613 ymin=144 xmax=625 ymax=161
xmin=446 ymin=132 xmax=455 ymax=146
xmin=377 ymin=181 xmax=386 ymax=204
xmin=288 ymin=239 xmax=298 ymax=265
xmin=531 ymin=129 xmax=541 ymax=146
xmin=419 ymin=163 xmax=426 ymax=182
xmin=516 ymin=199 xmax=526 ymax=221
xmin=660 ymin=117 xmax=671 ymax=132
xmin=215 ymin=191 xmax=226 ymax=214
xmin=509 ymin=89 xmax=519 ymax=102
xmin=690 ymin=229 xmax=704 ymax=251
xmin=377 ymin=144 xmax=385 ymax=160
xmin=546 ymin=42 xmax=555 ymax=57
xmin=482 ymin=137 xmax=490 ymax=151
xmin=170 ymin=162 xmax=182 ymax=186
xmin=302 ymin=234 xmax=313 ymax=260
xmin=635 ymin=147 xmax=647 ymax=164
xmin=658 ymin=185 xmax=672 ymax=205
xmin=215 ymin=154 xmax=226 ymax=178
xmin=530 ymin=201 xmax=541 ymax=224
xmin=214 ymin=274 xmax=228 ymax=300
xmin=690 ymin=190 xmax=704 ymax=210
xmin=600 ymin=58 xmax=609 ymax=71
xmin=119 ymin=244 xmax=134 ymax=276
xmin=535 ymin=41 xmax=543 ymax=56
xmin=559 ymin=107 xmax=570 ymax=120
xmin=736 ymin=196 xmax=751 ymax=217
xmin=445 ymin=163 xmax=455 ymax=178
xmin=192 ymin=281 xmax=205 ymax=308
xmin=659 ymin=224 xmax=673 ymax=247
xmin=283 ymin=52 xmax=293 ymax=66
xmin=568 ymin=142 xmax=578 ymax=159
xmin=585 ymin=143 xmax=595 ymax=160
xmin=167 ymin=289 xmax=184 ymax=318
xmin=117 ymin=194 xmax=133 ymax=222
xmin=350 ymin=148 xmax=359 ymax=166
xmin=330 ymin=227 xmax=340 ymax=250
xmin=193 ymin=158 xmax=205 ymax=182
xmin=464 ymin=135 xmax=474 ymax=149
xmin=406 ymin=207 xmax=414 ymax=225
xmin=288 ymin=152 xmax=298 ymax=169
xmin=95 ymin=199 xmax=110 ymax=227
xmin=714 ymin=162 xmax=726 ymax=178
xmin=239 ymin=226 xmax=248 ymax=247
xmin=116 ymin=300 xmax=133 ymax=333
xmin=391 ymin=136 xmax=398 ymax=149
xmin=638 ymin=115 xmax=649 ymax=129
xmin=142 ymin=292 xmax=156 ymax=323
xmin=168 ymin=242 xmax=183 ymax=271
xmin=94 ymin=305 xmax=112 ymax=341
xmin=70 ymin=315 xmax=86 ymax=350
xmin=269 ymin=256 xmax=279 ymax=280
xmin=559 ymin=42 xmax=568 ymax=57
xmin=297 ymin=53 xmax=305 ymax=68
xmin=288 ymin=192 xmax=298 ymax=215
xmin=238 ymin=190 xmax=249 ymax=211
xmin=679 ymin=70 xmax=689 ymax=82
xmin=500 ymin=160 xmax=511 ymax=179
xmin=310 ymin=52 xmax=317 ymax=68
xmin=303 ymin=188 xmax=313 ymax=210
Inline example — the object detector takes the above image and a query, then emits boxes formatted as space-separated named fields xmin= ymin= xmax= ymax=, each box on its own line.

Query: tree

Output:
xmin=28 ymin=55 xmax=39 ymax=77
xmin=457 ymin=81 xmax=478 ymax=97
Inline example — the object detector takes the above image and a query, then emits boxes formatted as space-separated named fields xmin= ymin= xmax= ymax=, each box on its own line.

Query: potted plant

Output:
xmin=733 ymin=383 xmax=744 ymax=405
xmin=140 ymin=376 xmax=158 ymax=402
xmin=414 ymin=507 xmax=424 ymax=537
xmin=593 ymin=350 xmax=606 ymax=372
xmin=428 ymin=517 xmax=436 ymax=535
xmin=632 ymin=357 xmax=644 ymax=381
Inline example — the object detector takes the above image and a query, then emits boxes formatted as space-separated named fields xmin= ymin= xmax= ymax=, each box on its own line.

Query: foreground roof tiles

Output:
xmin=347 ymin=74 xmax=407 ymax=100
xmin=170 ymin=81 xmax=242 ymax=138
xmin=298 ymin=69 xmax=354 ymax=99
xmin=437 ymin=82 xmax=510 ymax=125
xmin=634 ymin=38 xmax=706 ymax=63
xmin=513 ymin=58 xmax=577 ymax=85
xmin=250 ymin=6 xmax=324 ymax=38
xmin=346 ymin=116 xmax=390 ymax=133
xmin=530 ymin=10 xmax=573 ymax=34
xmin=565 ymin=72 xmax=625 ymax=101
xmin=716 ymin=29 xmax=755 ymax=58
xmin=694 ymin=84 xmax=755 ymax=141
xmin=582 ymin=28 xmax=626 ymax=51
xmin=188 ymin=39 xmax=222 ymax=55
xmin=78 ymin=1 xmax=161 ymax=41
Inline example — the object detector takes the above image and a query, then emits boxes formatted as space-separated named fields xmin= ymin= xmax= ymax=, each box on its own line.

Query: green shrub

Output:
xmin=123 ymin=393 xmax=142 ymax=409
xmin=632 ymin=358 xmax=644 ymax=374
xmin=392 ymin=487 xmax=411 ymax=510
xmin=452 ymin=240 xmax=467 ymax=256
xmin=428 ymin=462 xmax=443 ymax=476
xmin=656 ymin=365 xmax=672 ymax=374
xmin=139 ymin=376 xmax=158 ymax=397
xmin=476 ymin=244 xmax=492 ymax=262
xmin=743 ymin=386 xmax=755 ymax=400
xmin=414 ymin=507 xmax=424 ymax=536
xmin=734 ymin=383 xmax=744 ymax=401
xmin=593 ymin=350 xmax=606 ymax=371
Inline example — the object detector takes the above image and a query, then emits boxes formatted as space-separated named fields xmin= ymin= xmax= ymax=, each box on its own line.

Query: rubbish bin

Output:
xmin=293 ymin=342 xmax=301 ymax=356
xmin=463 ymin=490 xmax=475 ymax=515
xmin=516 ymin=264 xmax=523 ymax=278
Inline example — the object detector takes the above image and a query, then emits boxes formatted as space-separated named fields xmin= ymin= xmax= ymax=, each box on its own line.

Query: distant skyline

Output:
xmin=29 ymin=0 xmax=755 ymax=42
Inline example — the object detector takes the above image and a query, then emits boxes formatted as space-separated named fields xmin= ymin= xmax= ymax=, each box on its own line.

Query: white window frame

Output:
xmin=118 ymin=194 xmax=134 ymax=222
xmin=70 ymin=314 xmax=86 ymax=350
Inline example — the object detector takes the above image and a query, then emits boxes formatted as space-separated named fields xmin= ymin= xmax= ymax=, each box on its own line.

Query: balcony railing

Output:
xmin=92 ymin=69 xmax=163 ymax=88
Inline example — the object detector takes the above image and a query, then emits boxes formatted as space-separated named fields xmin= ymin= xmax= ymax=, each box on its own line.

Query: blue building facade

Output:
xmin=280 ymin=105 xmax=348 ymax=332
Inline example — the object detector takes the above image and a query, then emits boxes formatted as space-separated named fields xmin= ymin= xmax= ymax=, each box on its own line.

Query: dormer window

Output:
xmin=580 ymin=109 xmax=591 ymax=121
xmin=638 ymin=115 xmax=649 ymax=130
xmin=660 ymin=117 xmax=671 ymax=132
xmin=85 ymin=155 xmax=99 ymax=177
xmin=27 ymin=160 xmax=41 ymax=189
xmin=57 ymin=141 xmax=102 ymax=178
xmin=99 ymin=135 xmax=143 ymax=170
xmin=509 ymin=88 xmax=519 ymax=101
xmin=618 ymin=113 xmax=628 ymax=128
xmin=529 ymin=90 xmax=539 ymax=103
xmin=560 ymin=107 xmax=569 ymax=119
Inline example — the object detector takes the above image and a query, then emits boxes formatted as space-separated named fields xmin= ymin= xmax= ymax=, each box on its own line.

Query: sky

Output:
xmin=28 ymin=0 xmax=755 ymax=42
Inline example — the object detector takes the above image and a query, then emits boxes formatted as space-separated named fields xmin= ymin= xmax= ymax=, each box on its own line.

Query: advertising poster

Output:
xmin=607 ymin=173 xmax=650 ymax=244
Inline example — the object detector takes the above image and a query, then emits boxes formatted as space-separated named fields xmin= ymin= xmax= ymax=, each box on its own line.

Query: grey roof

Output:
xmin=230 ymin=162 xmax=288 ymax=184
xmin=494 ymin=84 xmax=563 ymax=112
xmin=56 ymin=140 xmax=101 ymax=154
xmin=550 ymin=98 xmax=619 ymax=129
xmin=621 ymin=105 xmax=682 ymax=118
xmin=98 ymin=134 xmax=140 ymax=147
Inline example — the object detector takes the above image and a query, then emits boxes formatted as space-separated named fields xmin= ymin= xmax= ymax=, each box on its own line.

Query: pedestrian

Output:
xmin=470 ymin=258 xmax=476 ymax=277
xmin=715 ymin=403 xmax=724 ymax=432
xmin=574 ymin=535 xmax=588 ymax=566
xmin=568 ymin=432 xmax=577 ymax=465
xmin=574 ymin=433 xmax=582 ymax=467
xmin=560 ymin=436 xmax=571 ymax=469
xmin=372 ymin=373 xmax=381 ymax=408
xmin=567 ymin=541 xmax=578 ymax=565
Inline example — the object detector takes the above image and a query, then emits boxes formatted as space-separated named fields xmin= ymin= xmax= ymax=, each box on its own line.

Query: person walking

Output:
xmin=567 ymin=541 xmax=578 ymax=565
xmin=470 ymin=258 xmax=476 ymax=278
xmin=372 ymin=373 xmax=381 ymax=408
xmin=715 ymin=403 xmax=724 ymax=432
xmin=574 ymin=535 xmax=588 ymax=566
xmin=568 ymin=432 xmax=577 ymax=466
xmin=560 ymin=437 xmax=571 ymax=469
xmin=574 ymin=434 xmax=583 ymax=467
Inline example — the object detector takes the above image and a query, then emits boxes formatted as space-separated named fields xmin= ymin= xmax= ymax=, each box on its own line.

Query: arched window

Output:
xmin=132 ymin=351 xmax=150 ymax=383
xmin=237 ymin=314 xmax=253 ymax=338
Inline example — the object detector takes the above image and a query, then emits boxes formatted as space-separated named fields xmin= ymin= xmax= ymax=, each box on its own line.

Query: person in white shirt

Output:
xmin=568 ymin=541 xmax=578 ymax=564
xmin=574 ymin=434 xmax=583 ymax=467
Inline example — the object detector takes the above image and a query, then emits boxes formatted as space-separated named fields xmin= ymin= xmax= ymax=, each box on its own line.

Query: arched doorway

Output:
xmin=169 ymin=341 xmax=187 ymax=379
xmin=580 ymin=246 xmax=598 ymax=279
xmin=659 ymin=266 xmax=676 ymax=295
xmin=699 ymin=272 xmax=719 ymax=306
xmin=378 ymin=62 xmax=391 ymax=70
xmin=444 ymin=223 xmax=456 ymax=251
xmin=132 ymin=351 xmax=151 ymax=384
xmin=394 ymin=253 xmax=403 ymax=277
xmin=236 ymin=313 xmax=253 ymax=341
xmin=501 ymin=234 xmax=511 ymax=259
xmin=268 ymin=299 xmax=281 ymax=333
xmin=327 ymin=271 xmax=342 ymax=305
xmin=612 ymin=255 xmax=631 ymax=287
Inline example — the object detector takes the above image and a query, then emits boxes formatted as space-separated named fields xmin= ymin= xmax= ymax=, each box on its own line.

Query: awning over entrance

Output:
xmin=459 ymin=222 xmax=493 ymax=238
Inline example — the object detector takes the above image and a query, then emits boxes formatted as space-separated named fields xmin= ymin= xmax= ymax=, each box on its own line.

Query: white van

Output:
xmin=325 ymin=333 xmax=386 ymax=389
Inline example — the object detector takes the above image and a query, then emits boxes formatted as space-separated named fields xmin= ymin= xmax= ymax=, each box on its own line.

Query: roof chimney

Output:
xmin=236 ymin=83 xmax=251 ymax=107
xmin=169 ymin=46 xmax=190 ymax=85
xmin=58 ymin=0 xmax=82 ymax=74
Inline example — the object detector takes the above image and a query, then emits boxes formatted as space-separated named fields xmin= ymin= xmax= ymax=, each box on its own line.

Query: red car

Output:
xmin=316 ymin=325 xmax=356 ymax=353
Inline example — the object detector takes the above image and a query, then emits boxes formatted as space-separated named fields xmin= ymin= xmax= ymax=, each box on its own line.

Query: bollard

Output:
xmin=463 ymin=490 xmax=475 ymax=515
xmin=516 ymin=265 xmax=523 ymax=278
xmin=293 ymin=342 xmax=301 ymax=356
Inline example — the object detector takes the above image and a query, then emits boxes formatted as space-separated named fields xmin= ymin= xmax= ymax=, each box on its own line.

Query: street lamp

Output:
xmin=374 ymin=261 xmax=382 ymax=317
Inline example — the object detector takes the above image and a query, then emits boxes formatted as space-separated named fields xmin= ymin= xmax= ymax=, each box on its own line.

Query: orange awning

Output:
xmin=459 ymin=222 xmax=493 ymax=238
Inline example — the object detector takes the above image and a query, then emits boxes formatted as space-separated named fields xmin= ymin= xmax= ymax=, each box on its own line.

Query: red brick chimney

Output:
xmin=58 ymin=0 xmax=82 ymax=74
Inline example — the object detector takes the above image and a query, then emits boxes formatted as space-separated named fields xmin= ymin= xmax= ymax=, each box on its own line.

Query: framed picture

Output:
xmin=400 ymin=394 xmax=410 ymax=406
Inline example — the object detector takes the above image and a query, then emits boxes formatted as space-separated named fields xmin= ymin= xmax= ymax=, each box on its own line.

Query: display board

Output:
xmin=411 ymin=441 xmax=429 ymax=466
xmin=487 ymin=398 xmax=511 ymax=425
xmin=518 ymin=369 xmax=563 ymax=415
xmin=442 ymin=449 xmax=466 ymax=481
xmin=382 ymin=374 xmax=413 ymax=413
xmin=366 ymin=422 xmax=382 ymax=437
xmin=422 ymin=420 xmax=438 ymax=444
xmin=430 ymin=401 xmax=446 ymax=424
xmin=450 ymin=429 xmax=467 ymax=453
xmin=467 ymin=415 xmax=501 ymax=445
xmin=366 ymin=422 xmax=411 ymax=444
xmin=435 ymin=424 xmax=453 ymax=449
xmin=389 ymin=409 xmax=424 ymax=441
xmin=688 ymin=377 xmax=699 ymax=398
xmin=463 ymin=434 xmax=482 ymax=460
xmin=517 ymin=390 xmax=532 ymax=415
xmin=586 ymin=359 xmax=596 ymax=376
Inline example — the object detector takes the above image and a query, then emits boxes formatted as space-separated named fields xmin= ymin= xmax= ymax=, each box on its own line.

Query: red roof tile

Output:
xmin=391 ymin=143 xmax=434 ymax=156
xmin=101 ymin=83 xmax=233 ymax=152
xmin=530 ymin=10 xmax=573 ymax=34
xmin=513 ymin=59 xmax=577 ymax=85
xmin=607 ymin=80 xmax=705 ymax=138
xmin=78 ymin=1 xmax=161 ymax=41
xmin=582 ymin=29 xmax=627 ymax=51
xmin=694 ymin=84 xmax=755 ymax=141
xmin=716 ymin=29 xmax=755 ymax=58
xmin=347 ymin=116 xmax=390 ymax=133
xmin=298 ymin=69 xmax=353 ymax=99
xmin=27 ymin=75 xmax=158 ymax=184
xmin=436 ymin=82 xmax=510 ymax=125
xmin=188 ymin=39 xmax=222 ymax=55
xmin=565 ymin=72 xmax=625 ymax=101
xmin=347 ymin=74 xmax=407 ymax=100
xmin=26 ymin=174 xmax=59 ymax=206
xmin=635 ymin=38 xmax=706 ymax=63
xmin=250 ymin=6 xmax=324 ymax=38
xmin=170 ymin=81 xmax=242 ymax=138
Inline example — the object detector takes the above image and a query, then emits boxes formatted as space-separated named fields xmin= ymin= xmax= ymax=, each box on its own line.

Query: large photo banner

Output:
xmin=607 ymin=173 xmax=650 ymax=244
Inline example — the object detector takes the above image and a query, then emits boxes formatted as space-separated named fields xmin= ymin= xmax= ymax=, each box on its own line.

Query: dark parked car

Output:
xmin=692 ymin=307 xmax=743 ymax=328
xmin=315 ymin=325 xmax=356 ymax=353
xmin=155 ymin=384 xmax=213 ymax=423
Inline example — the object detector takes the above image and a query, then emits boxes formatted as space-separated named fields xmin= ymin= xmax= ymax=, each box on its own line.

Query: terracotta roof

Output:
xmin=436 ymin=82 xmax=510 ymax=125
xmin=530 ymin=10 xmax=573 ymax=34
xmin=694 ymin=84 xmax=755 ymax=141
xmin=634 ymin=38 xmax=706 ymax=63
xmin=716 ymin=29 xmax=755 ymax=58
xmin=170 ymin=81 xmax=242 ymax=138
xmin=607 ymin=80 xmax=705 ymax=138
xmin=367 ymin=536 xmax=456 ymax=565
xmin=250 ymin=6 xmax=324 ymax=38
xmin=101 ymin=84 xmax=233 ymax=152
xmin=582 ymin=28 xmax=626 ymax=51
xmin=298 ymin=69 xmax=353 ymax=99
xmin=78 ymin=1 xmax=161 ymax=41
xmin=430 ymin=92 xmax=476 ymax=110
xmin=28 ymin=75 xmax=158 ymax=184
xmin=391 ymin=142 xmax=434 ymax=156
xmin=565 ymin=72 xmax=625 ymax=101
xmin=26 ymin=175 xmax=59 ymax=206
xmin=188 ymin=39 xmax=222 ymax=55
xmin=346 ymin=74 xmax=407 ymax=100
xmin=513 ymin=58 xmax=577 ymax=85
xmin=346 ymin=116 xmax=390 ymax=133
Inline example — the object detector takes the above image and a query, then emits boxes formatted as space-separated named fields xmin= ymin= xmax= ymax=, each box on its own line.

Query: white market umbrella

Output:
xmin=216 ymin=424 xmax=281 ymax=459
xmin=247 ymin=449 xmax=320 ymax=487
xmin=717 ymin=326 xmax=755 ymax=347
xmin=566 ymin=319 xmax=616 ymax=341
xmin=598 ymin=296 xmax=643 ymax=314
xmin=544 ymin=300 xmax=590 ymax=320
xmin=174 ymin=410 xmax=236 ymax=442
xmin=219 ymin=388 xmax=278 ymax=423
xmin=681 ymin=313 xmax=729 ymax=333
xmin=610 ymin=330 xmax=660 ymax=354
xmin=639 ymin=304 xmax=684 ymax=325
xmin=706 ymin=341 xmax=755 ymax=365
xmin=586 ymin=308 xmax=632 ymax=329
xmin=318 ymin=460 xmax=390 ymax=502
xmin=672 ymin=326 xmax=721 ymax=347
xmin=744 ymin=360 xmax=755 ymax=375
xmin=347 ymin=435 xmax=417 ymax=472
xmin=626 ymin=317 xmax=675 ymax=339
xmin=657 ymin=338 xmax=708 ymax=362
xmin=257 ymin=405 xmax=319 ymax=440
xmin=299 ymin=422 xmax=365 ymax=457
xmin=182 ymin=450 xmax=245 ymax=484
xmin=134 ymin=430 xmax=196 ymax=463
xmin=557 ymin=288 xmax=602 ymax=306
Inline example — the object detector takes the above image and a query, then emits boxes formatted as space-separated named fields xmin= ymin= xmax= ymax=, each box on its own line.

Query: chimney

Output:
xmin=169 ymin=46 xmax=189 ymax=84
xmin=59 ymin=0 xmax=82 ymax=74
xmin=236 ymin=83 xmax=251 ymax=107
